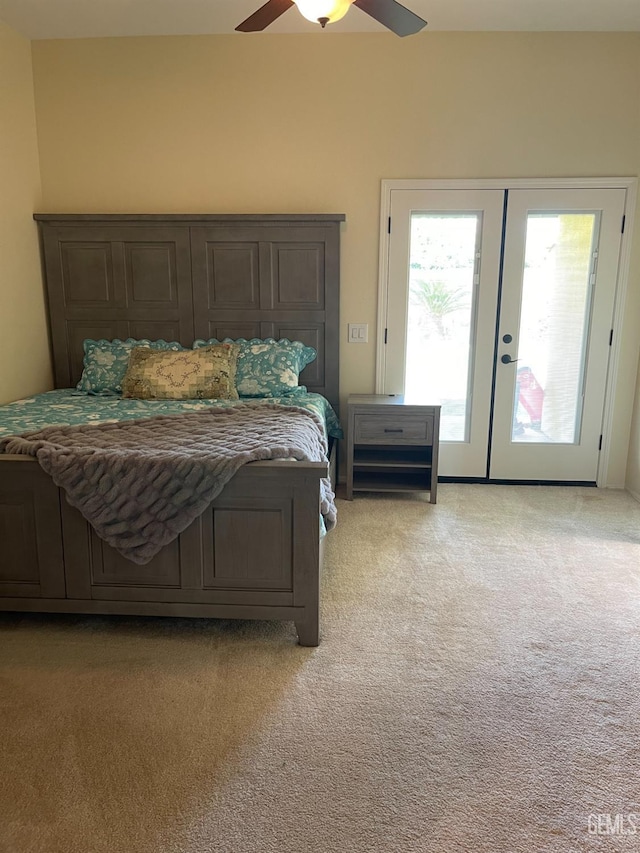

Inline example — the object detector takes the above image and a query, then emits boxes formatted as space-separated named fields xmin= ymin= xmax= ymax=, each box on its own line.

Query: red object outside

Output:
xmin=517 ymin=366 xmax=544 ymax=428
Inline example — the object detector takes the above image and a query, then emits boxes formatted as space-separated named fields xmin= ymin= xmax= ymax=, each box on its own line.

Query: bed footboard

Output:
xmin=0 ymin=455 xmax=330 ymax=645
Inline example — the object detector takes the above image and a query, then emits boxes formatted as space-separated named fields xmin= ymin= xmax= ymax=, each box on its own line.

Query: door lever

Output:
xmin=501 ymin=354 xmax=519 ymax=365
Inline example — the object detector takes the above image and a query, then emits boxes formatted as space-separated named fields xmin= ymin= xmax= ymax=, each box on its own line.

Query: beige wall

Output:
xmin=626 ymin=353 xmax=640 ymax=499
xmin=28 ymin=32 xmax=640 ymax=485
xmin=625 ymin=217 xmax=640 ymax=497
xmin=0 ymin=21 xmax=51 ymax=403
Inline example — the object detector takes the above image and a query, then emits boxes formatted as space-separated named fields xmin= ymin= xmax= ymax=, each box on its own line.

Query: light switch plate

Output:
xmin=348 ymin=323 xmax=368 ymax=343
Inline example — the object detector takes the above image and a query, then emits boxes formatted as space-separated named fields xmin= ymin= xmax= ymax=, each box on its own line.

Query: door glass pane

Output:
xmin=405 ymin=213 xmax=479 ymax=441
xmin=511 ymin=212 xmax=598 ymax=444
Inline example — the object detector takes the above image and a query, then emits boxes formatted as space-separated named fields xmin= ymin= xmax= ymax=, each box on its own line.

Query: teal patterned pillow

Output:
xmin=76 ymin=338 xmax=185 ymax=395
xmin=191 ymin=338 xmax=316 ymax=397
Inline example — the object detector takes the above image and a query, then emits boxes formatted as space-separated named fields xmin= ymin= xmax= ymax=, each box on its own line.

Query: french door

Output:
xmin=380 ymin=183 xmax=628 ymax=482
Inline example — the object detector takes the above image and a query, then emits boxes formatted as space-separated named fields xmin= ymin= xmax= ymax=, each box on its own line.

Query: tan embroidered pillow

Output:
xmin=121 ymin=344 xmax=239 ymax=400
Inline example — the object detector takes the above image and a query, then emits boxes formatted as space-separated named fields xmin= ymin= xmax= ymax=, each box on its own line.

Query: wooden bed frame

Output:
xmin=0 ymin=213 xmax=344 ymax=645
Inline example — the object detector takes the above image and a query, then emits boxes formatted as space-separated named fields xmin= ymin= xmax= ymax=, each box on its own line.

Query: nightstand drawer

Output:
xmin=354 ymin=414 xmax=433 ymax=444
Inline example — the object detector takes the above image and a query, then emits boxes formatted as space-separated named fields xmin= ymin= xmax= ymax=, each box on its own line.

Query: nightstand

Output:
xmin=346 ymin=395 xmax=440 ymax=503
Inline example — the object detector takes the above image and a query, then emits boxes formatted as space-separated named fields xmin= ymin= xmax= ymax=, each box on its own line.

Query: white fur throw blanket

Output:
xmin=0 ymin=403 xmax=336 ymax=564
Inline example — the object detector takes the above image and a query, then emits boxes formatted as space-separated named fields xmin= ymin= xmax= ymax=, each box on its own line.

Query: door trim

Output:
xmin=377 ymin=177 xmax=637 ymax=487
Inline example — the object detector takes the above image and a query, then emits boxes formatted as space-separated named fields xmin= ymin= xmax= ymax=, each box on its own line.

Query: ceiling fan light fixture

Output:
xmin=236 ymin=0 xmax=427 ymax=36
xmin=293 ymin=0 xmax=354 ymax=27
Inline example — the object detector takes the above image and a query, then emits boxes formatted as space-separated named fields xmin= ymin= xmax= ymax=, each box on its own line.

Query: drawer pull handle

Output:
xmin=384 ymin=428 xmax=404 ymax=433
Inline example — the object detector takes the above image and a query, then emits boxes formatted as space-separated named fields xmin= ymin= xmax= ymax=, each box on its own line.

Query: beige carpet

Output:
xmin=2 ymin=485 xmax=640 ymax=853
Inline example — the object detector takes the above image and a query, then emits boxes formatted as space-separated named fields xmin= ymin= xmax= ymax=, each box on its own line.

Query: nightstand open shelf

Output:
xmin=352 ymin=446 xmax=433 ymax=467
xmin=346 ymin=395 xmax=441 ymax=502
xmin=351 ymin=472 xmax=431 ymax=492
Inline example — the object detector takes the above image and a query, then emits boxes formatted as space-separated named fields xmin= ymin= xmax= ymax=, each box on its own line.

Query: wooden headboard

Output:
xmin=34 ymin=213 xmax=344 ymax=414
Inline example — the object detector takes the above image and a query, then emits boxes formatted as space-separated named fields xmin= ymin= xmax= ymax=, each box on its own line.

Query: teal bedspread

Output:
xmin=0 ymin=389 xmax=343 ymax=443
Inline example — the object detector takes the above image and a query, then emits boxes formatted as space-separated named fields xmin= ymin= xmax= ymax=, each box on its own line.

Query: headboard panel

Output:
xmin=35 ymin=214 xmax=344 ymax=414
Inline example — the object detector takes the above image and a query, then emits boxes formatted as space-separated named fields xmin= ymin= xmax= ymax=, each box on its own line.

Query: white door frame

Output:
xmin=377 ymin=177 xmax=638 ymax=487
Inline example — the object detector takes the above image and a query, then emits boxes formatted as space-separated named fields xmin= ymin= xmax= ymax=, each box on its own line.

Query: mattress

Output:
xmin=0 ymin=389 xmax=342 ymax=444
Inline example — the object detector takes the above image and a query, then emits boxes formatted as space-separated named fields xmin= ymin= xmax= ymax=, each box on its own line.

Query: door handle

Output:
xmin=501 ymin=354 xmax=519 ymax=365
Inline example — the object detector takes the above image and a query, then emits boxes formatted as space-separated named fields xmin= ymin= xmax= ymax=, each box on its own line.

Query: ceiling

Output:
xmin=1 ymin=0 xmax=639 ymax=40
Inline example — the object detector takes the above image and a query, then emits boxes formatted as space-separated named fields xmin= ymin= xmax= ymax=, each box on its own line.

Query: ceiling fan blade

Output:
xmin=353 ymin=0 xmax=427 ymax=36
xmin=236 ymin=0 xmax=295 ymax=32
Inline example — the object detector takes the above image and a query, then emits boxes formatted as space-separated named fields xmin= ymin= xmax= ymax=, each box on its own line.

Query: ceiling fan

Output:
xmin=236 ymin=0 xmax=427 ymax=37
